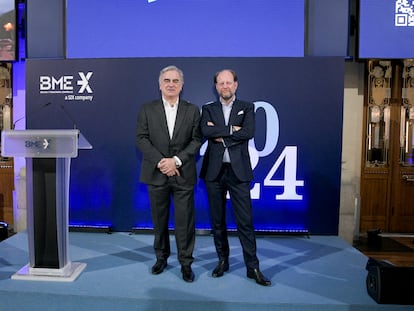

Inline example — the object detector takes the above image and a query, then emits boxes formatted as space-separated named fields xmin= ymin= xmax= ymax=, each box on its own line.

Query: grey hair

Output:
xmin=159 ymin=65 xmax=184 ymax=84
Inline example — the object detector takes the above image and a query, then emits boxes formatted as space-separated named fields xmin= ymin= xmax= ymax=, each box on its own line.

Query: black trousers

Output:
xmin=205 ymin=163 xmax=259 ymax=270
xmin=147 ymin=179 xmax=195 ymax=267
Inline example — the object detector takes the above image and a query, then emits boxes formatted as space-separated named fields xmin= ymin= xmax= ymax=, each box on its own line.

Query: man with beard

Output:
xmin=200 ymin=69 xmax=271 ymax=286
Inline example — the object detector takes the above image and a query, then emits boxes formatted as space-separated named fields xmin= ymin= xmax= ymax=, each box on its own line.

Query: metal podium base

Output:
xmin=11 ymin=262 xmax=87 ymax=282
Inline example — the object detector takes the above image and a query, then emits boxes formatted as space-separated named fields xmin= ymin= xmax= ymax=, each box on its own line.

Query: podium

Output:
xmin=1 ymin=129 xmax=92 ymax=281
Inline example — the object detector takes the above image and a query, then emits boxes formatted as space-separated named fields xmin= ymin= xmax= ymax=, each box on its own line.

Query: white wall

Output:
xmin=339 ymin=62 xmax=365 ymax=243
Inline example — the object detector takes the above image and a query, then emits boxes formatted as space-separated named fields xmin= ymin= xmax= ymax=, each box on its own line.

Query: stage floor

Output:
xmin=0 ymin=231 xmax=411 ymax=310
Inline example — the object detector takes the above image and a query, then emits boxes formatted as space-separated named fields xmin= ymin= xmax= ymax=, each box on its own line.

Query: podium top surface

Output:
xmin=1 ymin=129 xmax=92 ymax=158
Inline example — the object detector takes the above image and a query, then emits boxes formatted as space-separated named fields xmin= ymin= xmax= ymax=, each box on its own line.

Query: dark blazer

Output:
xmin=136 ymin=99 xmax=202 ymax=186
xmin=200 ymin=99 xmax=255 ymax=182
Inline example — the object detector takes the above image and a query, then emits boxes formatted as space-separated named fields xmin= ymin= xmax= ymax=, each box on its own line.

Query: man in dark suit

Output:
xmin=200 ymin=69 xmax=271 ymax=286
xmin=136 ymin=65 xmax=202 ymax=282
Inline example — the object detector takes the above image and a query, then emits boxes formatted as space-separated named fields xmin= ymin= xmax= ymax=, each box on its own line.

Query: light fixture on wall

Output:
xmin=401 ymin=59 xmax=414 ymax=166
xmin=0 ymin=66 xmax=10 ymax=81
xmin=0 ymin=64 xmax=11 ymax=132
xmin=366 ymin=60 xmax=392 ymax=167
xmin=1 ymin=95 xmax=11 ymax=130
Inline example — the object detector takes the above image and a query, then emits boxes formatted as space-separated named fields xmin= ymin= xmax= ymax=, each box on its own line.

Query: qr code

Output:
xmin=396 ymin=0 xmax=414 ymax=26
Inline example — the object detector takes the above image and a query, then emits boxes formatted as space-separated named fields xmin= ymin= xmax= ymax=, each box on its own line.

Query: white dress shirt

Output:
xmin=162 ymin=98 xmax=182 ymax=167
xmin=221 ymin=98 xmax=234 ymax=163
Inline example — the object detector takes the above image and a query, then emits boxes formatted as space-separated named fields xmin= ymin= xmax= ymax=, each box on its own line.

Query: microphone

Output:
xmin=59 ymin=104 xmax=78 ymax=129
xmin=12 ymin=102 xmax=52 ymax=129
xmin=58 ymin=103 xmax=92 ymax=149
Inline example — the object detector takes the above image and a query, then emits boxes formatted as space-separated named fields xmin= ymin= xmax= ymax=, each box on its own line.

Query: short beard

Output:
xmin=220 ymin=93 xmax=234 ymax=101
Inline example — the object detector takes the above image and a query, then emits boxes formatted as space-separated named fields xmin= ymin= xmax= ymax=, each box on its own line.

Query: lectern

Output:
xmin=1 ymin=129 xmax=92 ymax=281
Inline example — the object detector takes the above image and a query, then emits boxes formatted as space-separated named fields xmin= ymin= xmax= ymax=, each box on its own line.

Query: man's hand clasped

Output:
xmin=158 ymin=158 xmax=180 ymax=177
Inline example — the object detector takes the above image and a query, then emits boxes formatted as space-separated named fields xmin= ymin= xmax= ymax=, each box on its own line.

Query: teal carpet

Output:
xmin=0 ymin=232 xmax=412 ymax=310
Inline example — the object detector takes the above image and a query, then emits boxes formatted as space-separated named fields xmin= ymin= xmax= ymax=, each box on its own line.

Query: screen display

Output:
xmin=66 ymin=0 xmax=304 ymax=58
xmin=0 ymin=0 xmax=16 ymax=61
xmin=359 ymin=0 xmax=414 ymax=59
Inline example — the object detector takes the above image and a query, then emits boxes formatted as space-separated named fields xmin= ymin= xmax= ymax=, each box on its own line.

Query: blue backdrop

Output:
xmin=25 ymin=57 xmax=344 ymax=234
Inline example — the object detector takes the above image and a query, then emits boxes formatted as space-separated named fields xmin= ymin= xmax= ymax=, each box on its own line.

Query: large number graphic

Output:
xmin=263 ymin=146 xmax=304 ymax=200
xmin=200 ymin=101 xmax=304 ymax=201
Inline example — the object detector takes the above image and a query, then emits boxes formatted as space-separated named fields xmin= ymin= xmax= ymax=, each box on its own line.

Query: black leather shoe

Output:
xmin=151 ymin=259 xmax=167 ymax=275
xmin=247 ymin=268 xmax=271 ymax=286
xmin=181 ymin=265 xmax=195 ymax=282
xmin=212 ymin=260 xmax=229 ymax=277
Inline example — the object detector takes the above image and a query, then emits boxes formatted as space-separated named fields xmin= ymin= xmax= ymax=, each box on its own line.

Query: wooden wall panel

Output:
xmin=0 ymin=160 xmax=14 ymax=225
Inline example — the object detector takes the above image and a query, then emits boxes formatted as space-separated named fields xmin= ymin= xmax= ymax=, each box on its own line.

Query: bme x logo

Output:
xmin=77 ymin=72 xmax=93 ymax=93
xmin=39 ymin=71 xmax=94 ymax=94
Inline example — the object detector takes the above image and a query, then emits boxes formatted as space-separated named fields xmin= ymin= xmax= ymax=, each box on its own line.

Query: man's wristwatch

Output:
xmin=174 ymin=156 xmax=181 ymax=168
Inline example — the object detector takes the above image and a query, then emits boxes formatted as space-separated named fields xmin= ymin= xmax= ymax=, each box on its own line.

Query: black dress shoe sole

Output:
xmin=212 ymin=265 xmax=229 ymax=278
xmin=247 ymin=270 xmax=271 ymax=286
xmin=212 ymin=260 xmax=229 ymax=278
xmin=181 ymin=267 xmax=195 ymax=282
xmin=182 ymin=273 xmax=195 ymax=282
xmin=151 ymin=261 xmax=167 ymax=275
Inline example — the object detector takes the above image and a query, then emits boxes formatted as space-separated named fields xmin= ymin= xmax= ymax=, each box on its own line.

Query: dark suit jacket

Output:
xmin=136 ymin=99 xmax=202 ymax=186
xmin=200 ymin=99 xmax=255 ymax=182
